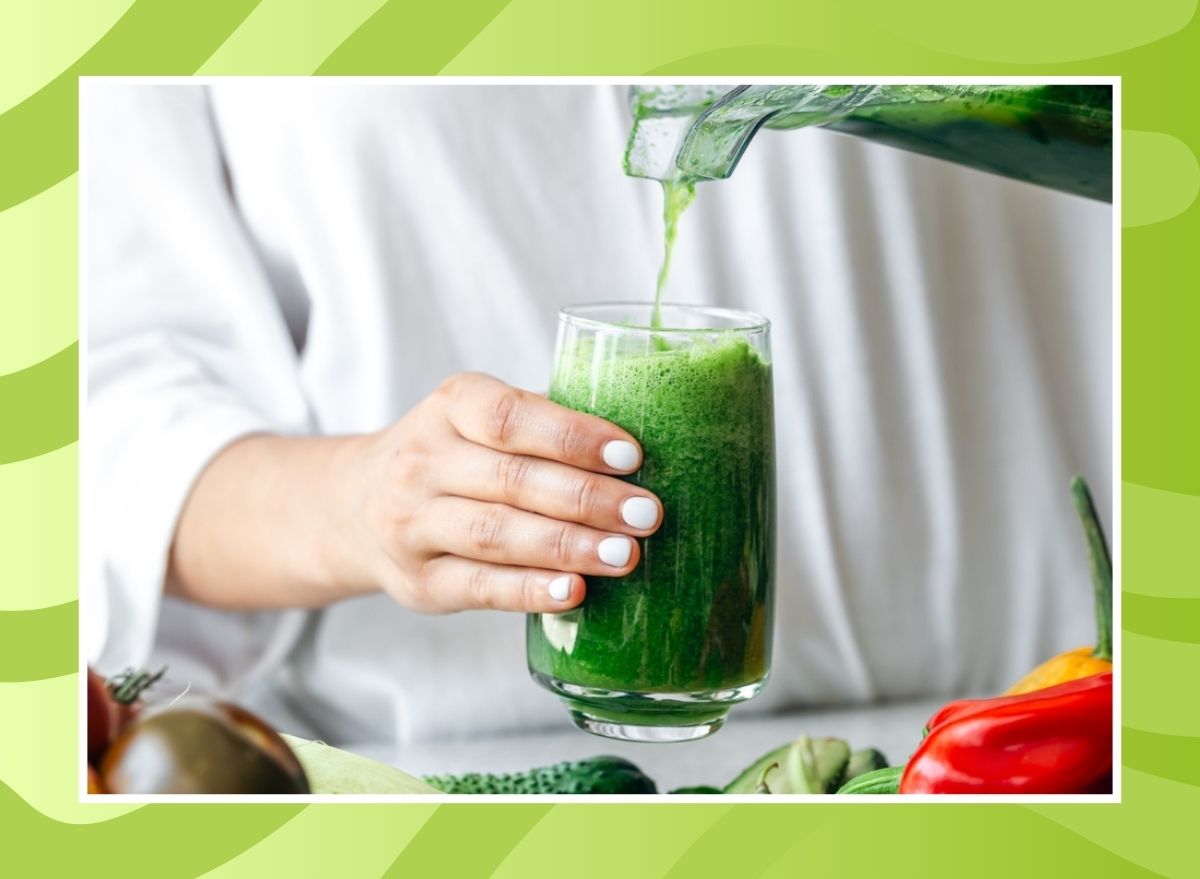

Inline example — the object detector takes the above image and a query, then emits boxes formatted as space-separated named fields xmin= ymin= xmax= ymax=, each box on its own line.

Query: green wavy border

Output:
xmin=0 ymin=343 xmax=77 ymax=465
xmin=1 ymin=778 xmax=303 ymax=875
xmin=314 ymin=0 xmax=512 ymax=74
xmin=0 ymin=0 xmax=260 ymax=212
xmin=1124 ymin=593 xmax=1200 ymax=644
xmin=0 ymin=1 xmax=1196 ymax=877
xmin=0 ymin=602 xmax=76 ymax=682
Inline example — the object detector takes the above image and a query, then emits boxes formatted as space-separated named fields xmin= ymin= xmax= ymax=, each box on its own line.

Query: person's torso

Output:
xmin=190 ymin=83 xmax=1111 ymax=746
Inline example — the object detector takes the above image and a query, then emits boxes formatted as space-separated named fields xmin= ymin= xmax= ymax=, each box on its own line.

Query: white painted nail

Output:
xmin=621 ymin=497 xmax=658 ymax=530
xmin=602 ymin=440 xmax=640 ymax=472
xmin=598 ymin=536 xmax=633 ymax=567
xmin=548 ymin=575 xmax=573 ymax=602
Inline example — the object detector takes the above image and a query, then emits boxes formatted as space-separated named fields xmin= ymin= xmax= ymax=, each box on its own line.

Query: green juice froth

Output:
xmin=527 ymin=334 xmax=775 ymax=700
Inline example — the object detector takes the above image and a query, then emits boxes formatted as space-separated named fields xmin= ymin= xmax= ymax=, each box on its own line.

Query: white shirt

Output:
xmin=83 ymin=82 xmax=1112 ymax=748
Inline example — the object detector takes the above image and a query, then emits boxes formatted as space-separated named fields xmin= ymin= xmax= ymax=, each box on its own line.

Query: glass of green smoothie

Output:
xmin=527 ymin=303 xmax=775 ymax=742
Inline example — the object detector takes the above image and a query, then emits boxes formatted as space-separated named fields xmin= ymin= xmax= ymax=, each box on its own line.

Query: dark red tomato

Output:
xmin=100 ymin=697 xmax=309 ymax=795
xmin=86 ymin=668 xmax=120 ymax=763
xmin=87 ymin=666 xmax=164 ymax=763
xmin=87 ymin=764 xmax=106 ymax=794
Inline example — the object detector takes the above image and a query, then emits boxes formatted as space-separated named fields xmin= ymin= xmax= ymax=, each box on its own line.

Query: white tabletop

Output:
xmin=368 ymin=699 xmax=943 ymax=791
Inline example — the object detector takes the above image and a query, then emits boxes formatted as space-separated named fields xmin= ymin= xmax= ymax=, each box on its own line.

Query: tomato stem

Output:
xmin=107 ymin=666 xmax=166 ymax=705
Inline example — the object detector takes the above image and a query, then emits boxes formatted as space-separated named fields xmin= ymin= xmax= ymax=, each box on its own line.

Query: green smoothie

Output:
xmin=527 ymin=327 xmax=775 ymax=729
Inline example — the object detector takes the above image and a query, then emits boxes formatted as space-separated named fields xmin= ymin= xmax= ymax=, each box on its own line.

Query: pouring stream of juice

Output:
xmin=652 ymin=179 xmax=697 ymax=328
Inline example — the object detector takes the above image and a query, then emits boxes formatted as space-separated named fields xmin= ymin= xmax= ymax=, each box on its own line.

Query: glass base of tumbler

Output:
xmin=569 ymin=710 xmax=726 ymax=742
xmin=531 ymin=671 xmax=766 ymax=743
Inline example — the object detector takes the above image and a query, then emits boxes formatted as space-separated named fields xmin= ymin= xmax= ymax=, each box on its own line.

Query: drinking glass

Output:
xmin=527 ymin=303 xmax=775 ymax=741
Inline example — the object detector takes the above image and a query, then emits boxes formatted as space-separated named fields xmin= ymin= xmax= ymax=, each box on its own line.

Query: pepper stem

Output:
xmin=1070 ymin=476 xmax=1112 ymax=661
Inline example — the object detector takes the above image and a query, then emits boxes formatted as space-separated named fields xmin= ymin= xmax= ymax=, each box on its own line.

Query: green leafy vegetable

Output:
xmin=724 ymin=736 xmax=851 ymax=794
xmin=845 ymin=748 xmax=889 ymax=781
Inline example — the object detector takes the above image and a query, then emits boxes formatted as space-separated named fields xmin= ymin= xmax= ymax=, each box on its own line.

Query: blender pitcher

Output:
xmin=625 ymin=84 xmax=1112 ymax=201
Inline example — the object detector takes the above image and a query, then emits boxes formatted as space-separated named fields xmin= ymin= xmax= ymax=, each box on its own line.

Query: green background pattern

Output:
xmin=0 ymin=1 xmax=1195 ymax=875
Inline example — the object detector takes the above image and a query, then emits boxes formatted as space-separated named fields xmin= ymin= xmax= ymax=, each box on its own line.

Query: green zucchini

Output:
xmin=835 ymin=765 xmax=903 ymax=794
xmin=724 ymin=736 xmax=851 ymax=794
xmin=423 ymin=756 xmax=656 ymax=795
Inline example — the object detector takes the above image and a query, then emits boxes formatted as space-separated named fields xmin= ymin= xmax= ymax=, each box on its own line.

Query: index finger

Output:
xmin=440 ymin=373 xmax=642 ymax=473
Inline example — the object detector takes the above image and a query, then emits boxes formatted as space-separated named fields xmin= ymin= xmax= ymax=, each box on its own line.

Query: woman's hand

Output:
xmin=168 ymin=373 xmax=661 ymax=614
xmin=340 ymin=372 xmax=662 ymax=613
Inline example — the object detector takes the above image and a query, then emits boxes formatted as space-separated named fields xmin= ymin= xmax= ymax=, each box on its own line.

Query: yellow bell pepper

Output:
xmin=1006 ymin=476 xmax=1112 ymax=695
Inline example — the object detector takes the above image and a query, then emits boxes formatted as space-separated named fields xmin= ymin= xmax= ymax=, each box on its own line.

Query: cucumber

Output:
xmin=724 ymin=736 xmax=851 ymax=794
xmin=835 ymin=765 xmax=903 ymax=794
xmin=844 ymin=748 xmax=889 ymax=781
xmin=423 ymin=756 xmax=657 ymax=794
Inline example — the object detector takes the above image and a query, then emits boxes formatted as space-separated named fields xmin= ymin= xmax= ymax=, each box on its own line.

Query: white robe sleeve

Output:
xmin=82 ymin=83 xmax=313 ymax=686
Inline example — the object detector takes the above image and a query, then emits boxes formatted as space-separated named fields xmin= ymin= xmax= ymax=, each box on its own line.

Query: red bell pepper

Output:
xmin=900 ymin=672 xmax=1112 ymax=794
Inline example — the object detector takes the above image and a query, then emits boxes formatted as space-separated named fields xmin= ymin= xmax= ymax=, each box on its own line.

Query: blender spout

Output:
xmin=623 ymin=84 xmax=739 ymax=182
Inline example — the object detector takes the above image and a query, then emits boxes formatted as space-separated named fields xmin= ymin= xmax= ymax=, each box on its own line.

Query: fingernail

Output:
xmin=548 ymin=575 xmax=573 ymax=602
xmin=602 ymin=440 xmax=640 ymax=472
xmin=620 ymin=497 xmax=658 ymax=530
xmin=598 ymin=536 xmax=633 ymax=567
